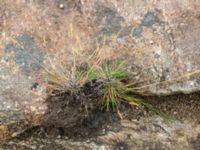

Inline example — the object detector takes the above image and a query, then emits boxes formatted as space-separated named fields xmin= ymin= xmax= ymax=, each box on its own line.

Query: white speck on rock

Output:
xmin=59 ymin=4 xmax=65 ymax=9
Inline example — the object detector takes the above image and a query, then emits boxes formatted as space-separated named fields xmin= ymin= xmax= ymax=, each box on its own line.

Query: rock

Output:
xmin=1 ymin=0 xmax=199 ymax=96
xmin=4 ymin=34 xmax=43 ymax=75
xmin=59 ymin=4 xmax=65 ymax=9
xmin=96 ymin=117 xmax=200 ymax=150
xmin=1 ymin=0 xmax=200 ymax=141
xmin=0 ymin=116 xmax=199 ymax=150
xmin=90 ymin=0 xmax=200 ymax=95
xmin=0 ymin=34 xmax=47 ymax=140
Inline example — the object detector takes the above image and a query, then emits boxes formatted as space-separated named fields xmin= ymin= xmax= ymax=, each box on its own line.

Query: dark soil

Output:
xmin=41 ymin=78 xmax=200 ymax=140
xmin=41 ymin=79 xmax=120 ymax=139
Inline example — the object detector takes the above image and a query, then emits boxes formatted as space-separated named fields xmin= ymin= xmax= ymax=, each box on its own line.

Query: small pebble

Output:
xmin=59 ymin=4 xmax=65 ymax=9
xmin=149 ymin=40 xmax=154 ymax=45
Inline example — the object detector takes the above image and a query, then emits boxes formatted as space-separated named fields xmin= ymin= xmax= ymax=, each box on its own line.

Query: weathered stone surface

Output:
xmin=1 ymin=0 xmax=199 ymax=95
xmin=0 ymin=116 xmax=200 ymax=150
xmin=89 ymin=0 xmax=200 ymax=95
xmin=1 ymin=0 xmax=200 ymax=142
xmin=0 ymin=34 xmax=47 ymax=140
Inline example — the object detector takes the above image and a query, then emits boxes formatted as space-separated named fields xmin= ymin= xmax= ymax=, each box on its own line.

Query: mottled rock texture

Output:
xmin=1 ymin=0 xmax=200 ymax=95
xmin=91 ymin=0 xmax=200 ymax=95
xmin=0 ymin=0 xmax=200 ymax=144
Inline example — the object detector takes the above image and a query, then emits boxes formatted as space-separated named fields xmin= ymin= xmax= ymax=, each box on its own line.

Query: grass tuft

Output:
xmin=75 ymin=59 xmax=175 ymax=120
xmin=14 ymin=31 xmax=182 ymax=121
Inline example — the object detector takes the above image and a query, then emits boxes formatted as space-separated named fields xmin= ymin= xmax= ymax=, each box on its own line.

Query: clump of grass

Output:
xmin=72 ymin=60 xmax=149 ymax=115
xmin=72 ymin=59 xmax=175 ymax=120
xmin=12 ymin=34 xmax=175 ymax=120
xmin=97 ymin=60 xmax=130 ymax=110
